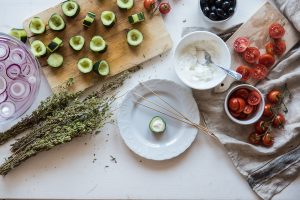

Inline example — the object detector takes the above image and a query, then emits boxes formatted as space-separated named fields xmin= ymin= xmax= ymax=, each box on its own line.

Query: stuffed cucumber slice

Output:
xmin=9 ymin=28 xmax=27 ymax=43
xmin=77 ymin=57 xmax=93 ymax=73
xmin=29 ymin=17 xmax=46 ymax=35
xmin=128 ymin=12 xmax=145 ymax=24
xmin=47 ymin=53 xmax=64 ymax=68
xmin=117 ymin=0 xmax=134 ymax=10
xmin=90 ymin=36 xmax=107 ymax=53
xmin=48 ymin=13 xmax=66 ymax=31
xmin=101 ymin=11 xmax=116 ymax=27
xmin=61 ymin=0 xmax=80 ymax=17
xmin=127 ymin=29 xmax=143 ymax=47
xmin=69 ymin=35 xmax=85 ymax=51
xmin=83 ymin=12 xmax=96 ymax=27
xmin=47 ymin=37 xmax=63 ymax=53
xmin=30 ymin=40 xmax=46 ymax=57
xmin=149 ymin=116 xmax=166 ymax=134
xmin=93 ymin=60 xmax=110 ymax=76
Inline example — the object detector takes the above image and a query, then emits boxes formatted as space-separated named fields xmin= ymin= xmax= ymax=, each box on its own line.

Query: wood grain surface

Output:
xmin=23 ymin=0 xmax=172 ymax=92
xmin=214 ymin=1 xmax=300 ymax=93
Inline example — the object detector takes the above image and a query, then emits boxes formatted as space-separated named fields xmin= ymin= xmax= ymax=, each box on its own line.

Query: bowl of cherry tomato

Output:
xmin=199 ymin=0 xmax=237 ymax=23
xmin=224 ymin=84 xmax=265 ymax=125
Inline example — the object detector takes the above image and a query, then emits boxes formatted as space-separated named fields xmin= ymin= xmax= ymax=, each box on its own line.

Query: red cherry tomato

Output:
xmin=228 ymin=98 xmax=240 ymax=112
xmin=230 ymin=110 xmax=240 ymax=118
xmin=144 ymin=0 xmax=157 ymax=11
xmin=252 ymin=64 xmax=268 ymax=80
xmin=238 ymin=112 xmax=248 ymax=120
xmin=267 ymin=90 xmax=281 ymax=104
xmin=255 ymin=120 xmax=269 ymax=134
xmin=243 ymin=104 xmax=254 ymax=115
xmin=263 ymin=104 xmax=274 ymax=117
xmin=259 ymin=54 xmax=275 ymax=68
xmin=233 ymin=37 xmax=250 ymax=53
xmin=236 ymin=66 xmax=253 ymax=82
xmin=265 ymin=42 xmax=275 ymax=56
xmin=273 ymin=113 xmax=286 ymax=128
xmin=159 ymin=2 xmax=171 ymax=15
xmin=248 ymin=132 xmax=262 ymax=145
xmin=262 ymin=133 xmax=274 ymax=147
xmin=274 ymin=39 xmax=286 ymax=56
xmin=237 ymin=98 xmax=246 ymax=113
xmin=247 ymin=90 xmax=262 ymax=106
xmin=243 ymin=47 xmax=260 ymax=64
xmin=234 ymin=88 xmax=250 ymax=100
xmin=269 ymin=23 xmax=285 ymax=39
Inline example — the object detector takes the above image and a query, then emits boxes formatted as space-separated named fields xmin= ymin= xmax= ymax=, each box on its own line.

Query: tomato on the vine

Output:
xmin=252 ymin=64 xmax=268 ymax=80
xmin=274 ymin=39 xmax=286 ymax=56
xmin=236 ymin=66 xmax=252 ymax=82
xmin=259 ymin=54 xmax=275 ymax=68
xmin=267 ymin=90 xmax=281 ymax=104
xmin=247 ymin=90 xmax=262 ymax=106
xmin=248 ymin=132 xmax=262 ymax=145
xmin=263 ymin=104 xmax=274 ymax=117
xmin=159 ymin=2 xmax=171 ymax=15
xmin=144 ymin=0 xmax=156 ymax=11
xmin=273 ymin=113 xmax=286 ymax=128
xmin=243 ymin=47 xmax=260 ymax=64
xmin=269 ymin=23 xmax=285 ymax=39
xmin=234 ymin=88 xmax=250 ymax=100
xmin=233 ymin=37 xmax=250 ymax=53
xmin=255 ymin=120 xmax=269 ymax=134
xmin=262 ymin=133 xmax=274 ymax=147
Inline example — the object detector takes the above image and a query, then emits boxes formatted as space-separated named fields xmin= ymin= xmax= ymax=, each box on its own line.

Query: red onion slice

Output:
xmin=10 ymin=48 xmax=25 ymax=64
xmin=0 ymin=62 xmax=5 ymax=72
xmin=21 ymin=63 xmax=31 ymax=76
xmin=0 ymin=102 xmax=15 ymax=118
xmin=8 ymin=80 xmax=30 ymax=101
xmin=0 ymin=76 xmax=6 ymax=94
xmin=0 ymin=43 xmax=9 ymax=61
xmin=0 ymin=91 xmax=7 ymax=103
xmin=6 ymin=64 xmax=21 ymax=79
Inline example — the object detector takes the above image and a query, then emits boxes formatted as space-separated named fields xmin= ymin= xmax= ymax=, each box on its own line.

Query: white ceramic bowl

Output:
xmin=224 ymin=84 xmax=265 ymax=125
xmin=174 ymin=31 xmax=231 ymax=90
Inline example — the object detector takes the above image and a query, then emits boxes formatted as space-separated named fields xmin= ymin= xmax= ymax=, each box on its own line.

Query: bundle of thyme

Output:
xmin=0 ymin=72 xmax=129 ymax=175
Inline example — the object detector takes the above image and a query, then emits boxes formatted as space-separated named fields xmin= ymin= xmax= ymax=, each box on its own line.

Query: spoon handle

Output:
xmin=217 ymin=65 xmax=243 ymax=81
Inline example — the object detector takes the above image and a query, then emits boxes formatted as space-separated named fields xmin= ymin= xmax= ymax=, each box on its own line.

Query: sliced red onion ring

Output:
xmin=10 ymin=48 xmax=25 ymax=64
xmin=0 ymin=76 xmax=6 ymax=94
xmin=6 ymin=64 xmax=21 ymax=79
xmin=0 ymin=102 xmax=15 ymax=118
xmin=0 ymin=91 xmax=7 ymax=103
xmin=0 ymin=43 xmax=9 ymax=61
xmin=21 ymin=63 xmax=31 ymax=76
xmin=8 ymin=80 xmax=30 ymax=101
xmin=0 ymin=62 xmax=5 ymax=72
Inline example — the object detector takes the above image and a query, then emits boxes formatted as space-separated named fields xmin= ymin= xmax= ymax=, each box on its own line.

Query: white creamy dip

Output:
xmin=177 ymin=40 xmax=222 ymax=85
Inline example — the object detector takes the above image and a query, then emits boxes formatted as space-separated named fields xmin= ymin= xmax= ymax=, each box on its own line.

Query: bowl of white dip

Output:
xmin=174 ymin=31 xmax=231 ymax=90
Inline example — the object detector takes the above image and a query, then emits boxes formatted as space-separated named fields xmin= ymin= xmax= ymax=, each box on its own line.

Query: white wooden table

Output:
xmin=0 ymin=0 xmax=299 ymax=199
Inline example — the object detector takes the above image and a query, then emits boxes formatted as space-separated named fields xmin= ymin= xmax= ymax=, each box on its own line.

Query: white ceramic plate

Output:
xmin=118 ymin=79 xmax=200 ymax=160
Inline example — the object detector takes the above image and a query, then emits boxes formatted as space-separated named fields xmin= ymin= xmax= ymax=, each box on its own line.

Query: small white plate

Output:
xmin=118 ymin=79 xmax=200 ymax=161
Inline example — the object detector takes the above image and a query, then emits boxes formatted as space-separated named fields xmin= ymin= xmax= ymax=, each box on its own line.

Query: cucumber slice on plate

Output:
xmin=77 ymin=57 xmax=93 ymax=73
xmin=83 ymin=12 xmax=96 ymax=27
xmin=48 ymin=13 xmax=66 ymax=31
xmin=69 ymin=35 xmax=85 ymax=51
xmin=30 ymin=40 xmax=47 ymax=57
xmin=90 ymin=36 xmax=107 ymax=53
xmin=93 ymin=60 xmax=110 ymax=76
xmin=29 ymin=17 xmax=46 ymax=35
xmin=101 ymin=11 xmax=116 ymax=27
xmin=117 ymin=0 xmax=134 ymax=10
xmin=61 ymin=0 xmax=80 ymax=17
xmin=149 ymin=116 xmax=166 ymax=134
xmin=127 ymin=29 xmax=143 ymax=47
xmin=47 ymin=37 xmax=63 ymax=53
xmin=9 ymin=28 xmax=27 ymax=43
xmin=128 ymin=12 xmax=145 ymax=24
xmin=47 ymin=53 xmax=64 ymax=68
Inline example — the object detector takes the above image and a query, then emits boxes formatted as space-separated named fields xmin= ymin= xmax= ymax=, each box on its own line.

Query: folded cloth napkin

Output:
xmin=192 ymin=1 xmax=300 ymax=199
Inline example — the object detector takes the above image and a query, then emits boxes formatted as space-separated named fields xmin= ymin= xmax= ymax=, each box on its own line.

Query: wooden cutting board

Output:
xmin=214 ymin=1 xmax=300 ymax=93
xmin=23 ymin=0 xmax=172 ymax=92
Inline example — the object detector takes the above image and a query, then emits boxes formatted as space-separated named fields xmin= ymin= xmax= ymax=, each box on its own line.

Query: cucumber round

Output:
xmin=90 ymin=36 xmax=107 ymax=53
xmin=93 ymin=60 xmax=110 ymax=76
xmin=9 ymin=28 xmax=27 ymax=43
xmin=30 ymin=40 xmax=46 ymax=57
xmin=47 ymin=53 xmax=64 ymax=68
xmin=117 ymin=0 xmax=134 ymax=10
xmin=101 ymin=11 xmax=116 ymax=27
xmin=29 ymin=17 xmax=46 ymax=35
xmin=61 ymin=0 xmax=80 ymax=17
xmin=149 ymin=116 xmax=166 ymax=134
xmin=69 ymin=35 xmax=85 ymax=51
xmin=77 ymin=57 xmax=93 ymax=73
xmin=127 ymin=29 xmax=143 ymax=47
xmin=48 ymin=13 xmax=66 ymax=31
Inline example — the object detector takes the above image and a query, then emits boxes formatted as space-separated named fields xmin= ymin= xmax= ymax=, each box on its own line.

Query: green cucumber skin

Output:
xmin=103 ymin=20 xmax=116 ymax=28
xmin=93 ymin=61 xmax=109 ymax=76
xmin=83 ymin=20 xmax=92 ymax=27
xmin=149 ymin=116 xmax=166 ymax=134
xmin=10 ymin=29 xmax=28 ymax=43
xmin=90 ymin=45 xmax=108 ymax=53
xmin=48 ymin=14 xmax=66 ymax=31
xmin=117 ymin=0 xmax=134 ymax=10
xmin=61 ymin=0 xmax=80 ymax=18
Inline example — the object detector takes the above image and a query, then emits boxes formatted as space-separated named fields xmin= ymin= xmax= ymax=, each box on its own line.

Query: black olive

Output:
xmin=229 ymin=0 xmax=236 ymax=7
xmin=223 ymin=12 xmax=228 ymax=19
xmin=209 ymin=12 xmax=217 ymax=20
xmin=216 ymin=8 xmax=225 ymax=17
xmin=211 ymin=5 xmax=217 ymax=13
xmin=202 ymin=6 xmax=210 ymax=16
xmin=200 ymin=0 xmax=209 ymax=8
xmin=215 ymin=0 xmax=223 ymax=7
xmin=209 ymin=0 xmax=216 ymax=5
xmin=227 ymin=7 xmax=235 ymax=15
xmin=222 ymin=1 xmax=230 ymax=10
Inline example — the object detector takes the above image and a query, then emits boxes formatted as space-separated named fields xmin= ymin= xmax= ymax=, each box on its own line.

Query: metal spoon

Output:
xmin=203 ymin=50 xmax=242 ymax=81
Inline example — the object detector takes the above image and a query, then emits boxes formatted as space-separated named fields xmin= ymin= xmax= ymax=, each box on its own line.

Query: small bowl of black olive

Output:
xmin=200 ymin=0 xmax=237 ymax=22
